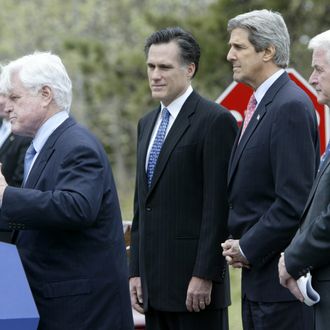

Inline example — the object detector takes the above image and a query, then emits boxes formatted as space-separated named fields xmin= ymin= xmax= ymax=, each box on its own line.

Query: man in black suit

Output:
xmin=129 ymin=27 xmax=237 ymax=330
xmin=279 ymin=29 xmax=330 ymax=330
xmin=0 ymin=52 xmax=133 ymax=330
xmin=0 ymin=94 xmax=30 ymax=242
xmin=221 ymin=10 xmax=319 ymax=330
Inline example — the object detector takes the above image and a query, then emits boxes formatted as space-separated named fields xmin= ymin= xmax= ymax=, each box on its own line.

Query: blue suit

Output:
xmin=0 ymin=117 xmax=133 ymax=330
xmin=227 ymin=72 xmax=319 ymax=328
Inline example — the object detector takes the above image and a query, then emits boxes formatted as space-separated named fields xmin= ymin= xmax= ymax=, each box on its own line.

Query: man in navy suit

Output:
xmin=129 ymin=27 xmax=237 ymax=330
xmin=0 ymin=52 xmax=133 ymax=330
xmin=0 ymin=94 xmax=30 ymax=242
xmin=221 ymin=10 xmax=320 ymax=330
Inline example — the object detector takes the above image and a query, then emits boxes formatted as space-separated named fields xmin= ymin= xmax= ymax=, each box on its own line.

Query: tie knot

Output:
xmin=26 ymin=143 xmax=36 ymax=156
xmin=161 ymin=108 xmax=170 ymax=120
xmin=247 ymin=94 xmax=257 ymax=113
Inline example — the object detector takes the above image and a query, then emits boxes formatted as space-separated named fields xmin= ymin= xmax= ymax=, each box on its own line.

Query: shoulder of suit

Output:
xmin=195 ymin=94 xmax=231 ymax=116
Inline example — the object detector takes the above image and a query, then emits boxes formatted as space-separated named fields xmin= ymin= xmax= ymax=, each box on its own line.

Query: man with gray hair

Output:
xmin=279 ymin=30 xmax=330 ymax=330
xmin=0 ymin=52 xmax=133 ymax=330
xmin=222 ymin=9 xmax=319 ymax=329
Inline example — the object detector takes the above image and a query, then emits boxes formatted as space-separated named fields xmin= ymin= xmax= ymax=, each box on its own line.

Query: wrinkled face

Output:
xmin=227 ymin=28 xmax=266 ymax=90
xmin=309 ymin=48 xmax=330 ymax=106
xmin=4 ymin=72 xmax=46 ymax=137
xmin=147 ymin=41 xmax=195 ymax=106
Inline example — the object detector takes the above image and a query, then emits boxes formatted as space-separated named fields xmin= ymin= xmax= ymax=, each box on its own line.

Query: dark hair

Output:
xmin=144 ymin=27 xmax=201 ymax=78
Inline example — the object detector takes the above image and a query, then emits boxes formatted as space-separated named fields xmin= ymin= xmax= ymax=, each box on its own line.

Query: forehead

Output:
xmin=147 ymin=41 xmax=181 ymax=64
xmin=312 ymin=48 xmax=329 ymax=66
xmin=229 ymin=28 xmax=252 ymax=45
xmin=8 ymin=72 xmax=26 ymax=93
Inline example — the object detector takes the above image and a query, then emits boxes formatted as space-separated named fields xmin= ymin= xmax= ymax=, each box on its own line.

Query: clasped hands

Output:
xmin=222 ymin=239 xmax=250 ymax=269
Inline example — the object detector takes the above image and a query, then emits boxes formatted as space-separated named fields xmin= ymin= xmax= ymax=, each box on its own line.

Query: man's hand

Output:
xmin=185 ymin=276 xmax=212 ymax=312
xmin=129 ymin=276 xmax=144 ymax=314
xmin=278 ymin=253 xmax=304 ymax=302
xmin=222 ymin=239 xmax=249 ymax=268
xmin=0 ymin=164 xmax=8 ymax=202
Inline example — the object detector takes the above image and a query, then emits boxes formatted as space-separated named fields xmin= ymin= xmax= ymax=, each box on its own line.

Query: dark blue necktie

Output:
xmin=146 ymin=108 xmax=170 ymax=187
xmin=23 ymin=143 xmax=36 ymax=184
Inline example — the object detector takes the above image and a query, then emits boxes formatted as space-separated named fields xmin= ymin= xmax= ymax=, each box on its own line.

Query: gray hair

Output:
xmin=227 ymin=9 xmax=290 ymax=68
xmin=308 ymin=30 xmax=330 ymax=64
xmin=0 ymin=51 xmax=72 ymax=112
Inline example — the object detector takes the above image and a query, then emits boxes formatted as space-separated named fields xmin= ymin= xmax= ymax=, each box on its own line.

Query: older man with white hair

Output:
xmin=0 ymin=52 xmax=133 ymax=330
xmin=279 ymin=30 xmax=330 ymax=330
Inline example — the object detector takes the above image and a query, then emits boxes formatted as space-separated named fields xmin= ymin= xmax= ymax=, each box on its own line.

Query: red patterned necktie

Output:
xmin=240 ymin=94 xmax=257 ymax=141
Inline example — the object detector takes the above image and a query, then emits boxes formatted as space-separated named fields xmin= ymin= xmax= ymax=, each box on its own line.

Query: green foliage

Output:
xmin=0 ymin=1 xmax=328 ymax=327
xmin=0 ymin=0 xmax=328 ymax=211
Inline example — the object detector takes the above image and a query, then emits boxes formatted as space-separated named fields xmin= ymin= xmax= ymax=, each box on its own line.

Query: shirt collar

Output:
xmin=160 ymin=85 xmax=193 ymax=120
xmin=32 ymin=111 xmax=69 ymax=153
xmin=254 ymin=69 xmax=285 ymax=104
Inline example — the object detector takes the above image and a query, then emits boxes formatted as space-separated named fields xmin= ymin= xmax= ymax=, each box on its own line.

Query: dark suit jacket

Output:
xmin=0 ymin=133 xmax=31 ymax=242
xmin=0 ymin=133 xmax=31 ymax=187
xmin=0 ymin=117 xmax=133 ymax=330
xmin=285 ymin=155 xmax=330 ymax=330
xmin=227 ymin=72 xmax=320 ymax=302
xmin=129 ymin=91 xmax=237 ymax=312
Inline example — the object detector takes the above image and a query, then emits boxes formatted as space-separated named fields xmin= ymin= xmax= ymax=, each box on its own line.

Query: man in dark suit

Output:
xmin=0 ymin=95 xmax=31 ymax=242
xmin=279 ymin=30 xmax=330 ymax=330
xmin=221 ymin=10 xmax=320 ymax=330
xmin=0 ymin=52 xmax=133 ymax=330
xmin=129 ymin=27 xmax=237 ymax=330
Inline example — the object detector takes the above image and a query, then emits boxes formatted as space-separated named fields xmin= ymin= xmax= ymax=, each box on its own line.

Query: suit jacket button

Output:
xmin=146 ymin=207 xmax=151 ymax=212
xmin=229 ymin=203 xmax=233 ymax=209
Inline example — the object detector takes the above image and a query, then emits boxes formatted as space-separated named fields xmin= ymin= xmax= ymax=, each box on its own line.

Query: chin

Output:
xmin=233 ymin=73 xmax=243 ymax=83
xmin=151 ymin=92 xmax=164 ymax=101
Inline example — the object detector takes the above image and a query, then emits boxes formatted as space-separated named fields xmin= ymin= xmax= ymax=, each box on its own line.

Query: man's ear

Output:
xmin=187 ymin=63 xmax=196 ymax=79
xmin=40 ymin=86 xmax=53 ymax=105
xmin=263 ymin=45 xmax=276 ymax=63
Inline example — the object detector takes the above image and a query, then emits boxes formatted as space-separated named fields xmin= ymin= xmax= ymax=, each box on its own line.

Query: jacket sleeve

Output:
xmin=193 ymin=109 xmax=237 ymax=281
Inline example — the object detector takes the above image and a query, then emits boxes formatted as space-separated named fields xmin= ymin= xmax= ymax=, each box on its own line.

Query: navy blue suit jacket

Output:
xmin=0 ymin=117 xmax=133 ymax=330
xmin=130 ymin=91 xmax=237 ymax=312
xmin=227 ymin=72 xmax=320 ymax=302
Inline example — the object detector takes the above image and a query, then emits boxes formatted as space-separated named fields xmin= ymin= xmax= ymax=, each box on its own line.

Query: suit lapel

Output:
xmin=228 ymin=72 xmax=290 ymax=186
xmin=147 ymin=91 xmax=197 ymax=194
xmin=138 ymin=109 xmax=160 ymax=195
xmin=300 ymin=157 xmax=330 ymax=219
xmin=24 ymin=118 xmax=76 ymax=188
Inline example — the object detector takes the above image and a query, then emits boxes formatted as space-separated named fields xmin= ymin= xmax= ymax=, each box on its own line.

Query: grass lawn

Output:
xmin=229 ymin=268 xmax=242 ymax=330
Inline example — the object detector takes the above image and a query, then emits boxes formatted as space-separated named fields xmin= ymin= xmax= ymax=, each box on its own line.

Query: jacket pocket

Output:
xmin=42 ymin=278 xmax=91 ymax=298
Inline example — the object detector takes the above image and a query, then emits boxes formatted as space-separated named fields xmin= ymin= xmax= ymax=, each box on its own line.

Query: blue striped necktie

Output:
xmin=146 ymin=108 xmax=170 ymax=187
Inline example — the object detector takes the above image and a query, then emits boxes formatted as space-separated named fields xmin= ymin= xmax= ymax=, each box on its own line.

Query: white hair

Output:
xmin=308 ymin=30 xmax=330 ymax=64
xmin=0 ymin=51 xmax=72 ymax=112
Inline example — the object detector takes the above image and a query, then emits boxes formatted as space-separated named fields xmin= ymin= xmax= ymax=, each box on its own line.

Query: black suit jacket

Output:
xmin=129 ymin=91 xmax=237 ymax=312
xmin=0 ymin=117 xmax=133 ymax=330
xmin=285 ymin=152 xmax=330 ymax=330
xmin=227 ymin=72 xmax=320 ymax=302
xmin=0 ymin=133 xmax=31 ymax=242
xmin=0 ymin=133 xmax=31 ymax=187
